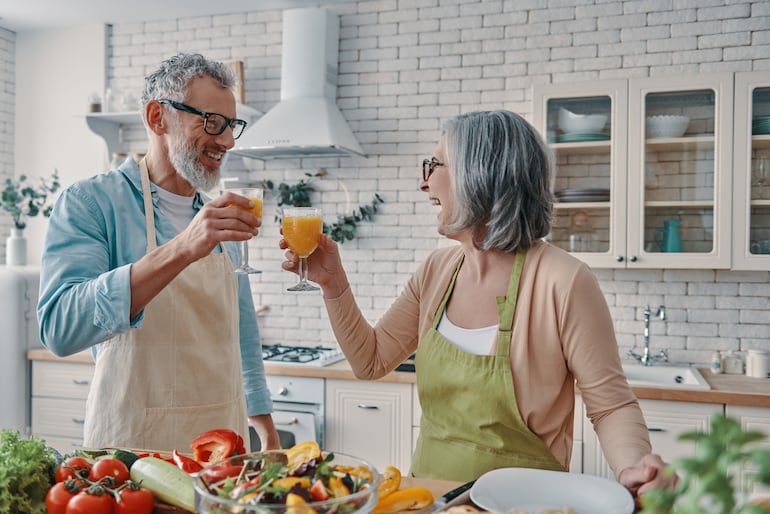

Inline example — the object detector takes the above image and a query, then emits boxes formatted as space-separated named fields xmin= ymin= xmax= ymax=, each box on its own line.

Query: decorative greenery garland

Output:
xmin=261 ymin=171 xmax=384 ymax=244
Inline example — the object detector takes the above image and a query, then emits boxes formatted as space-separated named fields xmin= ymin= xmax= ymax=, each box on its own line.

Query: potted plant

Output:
xmin=0 ymin=170 xmax=60 ymax=265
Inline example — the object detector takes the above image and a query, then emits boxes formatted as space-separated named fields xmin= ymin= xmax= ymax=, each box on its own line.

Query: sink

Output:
xmin=622 ymin=364 xmax=711 ymax=390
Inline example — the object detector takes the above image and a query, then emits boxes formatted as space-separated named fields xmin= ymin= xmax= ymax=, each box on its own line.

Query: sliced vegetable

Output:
xmin=172 ymin=449 xmax=203 ymax=474
xmin=284 ymin=441 xmax=321 ymax=470
xmin=309 ymin=478 xmax=330 ymax=502
xmin=130 ymin=456 xmax=195 ymax=512
xmin=286 ymin=492 xmax=318 ymax=514
xmin=190 ymin=428 xmax=243 ymax=465
xmin=377 ymin=466 xmax=402 ymax=500
xmin=372 ymin=486 xmax=435 ymax=514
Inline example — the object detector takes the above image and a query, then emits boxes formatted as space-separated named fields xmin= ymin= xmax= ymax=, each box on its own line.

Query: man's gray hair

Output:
xmin=442 ymin=110 xmax=554 ymax=252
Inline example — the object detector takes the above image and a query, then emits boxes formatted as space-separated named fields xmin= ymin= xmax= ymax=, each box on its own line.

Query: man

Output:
xmin=37 ymin=53 xmax=280 ymax=452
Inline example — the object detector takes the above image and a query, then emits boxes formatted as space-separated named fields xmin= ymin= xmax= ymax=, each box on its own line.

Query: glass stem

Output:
xmin=298 ymin=256 xmax=307 ymax=284
xmin=240 ymin=240 xmax=249 ymax=267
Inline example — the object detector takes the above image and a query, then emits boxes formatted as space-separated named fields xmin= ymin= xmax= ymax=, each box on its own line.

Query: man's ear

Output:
xmin=145 ymin=100 xmax=168 ymax=136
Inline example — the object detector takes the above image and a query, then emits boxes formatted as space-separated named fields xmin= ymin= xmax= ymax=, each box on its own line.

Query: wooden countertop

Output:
xmin=27 ymin=349 xmax=770 ymax=407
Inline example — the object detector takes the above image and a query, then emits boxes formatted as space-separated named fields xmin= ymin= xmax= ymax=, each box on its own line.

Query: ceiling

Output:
xmin=0 ymin=0 xmax=356 ymax=32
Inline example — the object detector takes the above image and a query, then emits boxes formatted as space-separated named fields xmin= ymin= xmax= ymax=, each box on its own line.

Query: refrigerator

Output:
xmin=0 ymin=266 xmax=42 ymax=434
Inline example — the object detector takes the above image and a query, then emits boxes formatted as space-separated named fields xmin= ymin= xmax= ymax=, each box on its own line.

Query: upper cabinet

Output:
xmin=533 ymin=73 xmax=735 ymax=269
xmin=85 ymin=104 xmax=263 ymax=158
xmin=733 ymin=72 xmax=770 ymax=271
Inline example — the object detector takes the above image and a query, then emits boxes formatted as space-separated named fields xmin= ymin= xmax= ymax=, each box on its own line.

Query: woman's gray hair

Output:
xmin=140 ymin=53 xmax=236 ymax=122
xmin=442 ymin=110 xmax=553 ymax=252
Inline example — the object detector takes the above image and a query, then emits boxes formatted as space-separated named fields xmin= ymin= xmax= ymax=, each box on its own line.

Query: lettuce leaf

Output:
xmin=0 ymin=429 xmax=55 ymax=514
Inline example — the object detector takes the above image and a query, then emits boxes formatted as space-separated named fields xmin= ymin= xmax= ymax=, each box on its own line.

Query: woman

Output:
xmin=280 ymin=110 xmax=675 ymax=499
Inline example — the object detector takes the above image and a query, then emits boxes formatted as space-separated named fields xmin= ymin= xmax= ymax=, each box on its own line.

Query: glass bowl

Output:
xmin=194 ymin=449 xmax=380 ymax=514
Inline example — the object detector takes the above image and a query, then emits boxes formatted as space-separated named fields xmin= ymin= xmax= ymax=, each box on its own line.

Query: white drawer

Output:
xmin=32 ymin=361 xmax=94 ymax=399
xmin=32 ymin=397 xmax=87 ymax=438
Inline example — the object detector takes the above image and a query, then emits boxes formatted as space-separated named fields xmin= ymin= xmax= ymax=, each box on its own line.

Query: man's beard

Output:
xmin=168 ymin=135 xmax=221 ymax=191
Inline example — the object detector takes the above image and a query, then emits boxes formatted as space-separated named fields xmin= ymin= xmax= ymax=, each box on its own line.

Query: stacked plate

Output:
xmin=554 ymin=188 xmax=610 ymax=202
xmin=753 ymin=116 xmax=770 ymax=135
xmin=555 ymin=133 xmax=610 ymax=143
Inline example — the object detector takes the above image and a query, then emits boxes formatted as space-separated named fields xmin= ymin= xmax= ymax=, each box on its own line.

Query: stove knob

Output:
xmin=278 ymin=387 xmax=289 ymax=396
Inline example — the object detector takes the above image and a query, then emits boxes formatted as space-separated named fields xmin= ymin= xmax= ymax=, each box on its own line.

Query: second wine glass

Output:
xmin=282 ymin=207 xmax=323 ymax=291
xmin=230 ymin=187 xmax=263 ymax=274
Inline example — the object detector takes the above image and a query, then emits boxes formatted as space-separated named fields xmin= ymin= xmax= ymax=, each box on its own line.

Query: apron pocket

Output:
xmin=143 ymin=395 xmax=248 ymax=452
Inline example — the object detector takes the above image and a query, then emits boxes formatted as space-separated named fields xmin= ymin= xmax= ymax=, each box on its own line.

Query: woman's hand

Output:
xmin=279 ymin=233 xmax=350 ymax=298
xmin=618 ymin=453 xmax=678 ymax=500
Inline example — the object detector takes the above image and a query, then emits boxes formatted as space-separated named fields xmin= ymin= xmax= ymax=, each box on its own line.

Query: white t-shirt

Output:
xmin=436 ymin=311 xmax=497 ymax=355
xmin=154 ymin=185 xmax=196 ymax=235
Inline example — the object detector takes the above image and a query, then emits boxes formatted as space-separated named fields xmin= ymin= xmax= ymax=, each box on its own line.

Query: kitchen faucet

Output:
xmin=627 ymin=304 xmax=668 ymax=366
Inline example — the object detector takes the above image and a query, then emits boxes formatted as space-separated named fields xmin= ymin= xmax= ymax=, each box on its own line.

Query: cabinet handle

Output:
xmin=72 ymin=418 xmax=85 ymax=425
xmin=647 ymin=427 xmax=665 ymax=432
xmin=72 ymin=379 xmax=90 ymax=386
xmin=276 ymin=417 xmax=299 ymax=426
xmin=630 ymin=255 xmax=638 ymax=262
xmin=357 ymin=404 xmax=379 ymax=410
xmin=615 ymin=255 xmax=624 ymax=262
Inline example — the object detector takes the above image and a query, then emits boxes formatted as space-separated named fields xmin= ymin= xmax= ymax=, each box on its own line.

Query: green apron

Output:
xmin=409 ymin=252 xmax=564 ymax=482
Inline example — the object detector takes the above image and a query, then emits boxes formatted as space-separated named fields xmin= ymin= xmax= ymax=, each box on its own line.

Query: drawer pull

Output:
xmin=72 ymin=379 xmax=90 ymax=386
xmin=648 ymin=427 xmax=666 ymax=432
xmin=357 ymin=404 xmax=379 ymax=410
xmin=276 ymin=417 xmax=299 ymax=427
xmin=72 ymin=418 xmax=85 ymax=425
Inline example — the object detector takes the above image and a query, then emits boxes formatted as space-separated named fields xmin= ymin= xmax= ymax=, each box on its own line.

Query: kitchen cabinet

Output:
xmin=724 ymin=405 xmax=770 ymax=496
xmin=533 ymin=73 xmax=734 ymax=269
xmin=85 ymin=104 xmax=262 ymax=157
xmin=582 ymin=399 xmax=722 ymax=479
xmin=732 ymin=72 xmax=770 ymax=271
xmin=31 ymin=360 xmax=93 ymax=453
xmin=325 ymin=379 xmax=413 ymax=473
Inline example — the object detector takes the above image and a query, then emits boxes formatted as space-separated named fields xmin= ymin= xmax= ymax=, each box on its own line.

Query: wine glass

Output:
xmin=229 ymin=187 xmax=263 ymax=274
xmin=282 ymin=207 xmax=323 ymax=291
xmin=753 ymin=156 xmax=769 ymax=198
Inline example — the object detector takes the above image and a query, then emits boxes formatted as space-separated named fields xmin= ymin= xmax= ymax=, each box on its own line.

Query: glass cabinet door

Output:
xmin=627 ymin=74 xmax=733 ymax=268
xmin=733 ymin=72 xmax=770 ymax=270
xmin=532 ymin=80 xmax=628 ymax=268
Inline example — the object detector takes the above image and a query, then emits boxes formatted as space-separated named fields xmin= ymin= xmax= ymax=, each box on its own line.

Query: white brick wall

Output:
xmin=0 ymin=28 xmax=15 ymax=247
xmin=9 ymin=0 xmax=769 ymax=363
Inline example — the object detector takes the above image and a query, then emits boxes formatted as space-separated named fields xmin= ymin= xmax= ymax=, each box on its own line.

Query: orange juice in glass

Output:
xmin=229 ymin=187 xmax=263 ymax=274
xmin=282 ymin=207 xmax=322 ymax=291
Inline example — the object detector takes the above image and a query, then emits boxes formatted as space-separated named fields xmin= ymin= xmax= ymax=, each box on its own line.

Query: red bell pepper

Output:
xmin=172 ymin=448 xmax=203 ymax=474
xmin=190 ymin=428 xmax=245 ymax=465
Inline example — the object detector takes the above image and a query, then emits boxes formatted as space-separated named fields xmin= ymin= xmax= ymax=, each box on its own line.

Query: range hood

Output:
xmin=230 ymin=7 xmax=365 ymax=160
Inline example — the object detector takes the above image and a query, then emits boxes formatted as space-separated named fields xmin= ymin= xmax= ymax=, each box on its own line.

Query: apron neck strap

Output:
xmin=138 ymin=159 xmax=157 ymax=252
xmin=495 ymin=251 xmax=525 ymax=357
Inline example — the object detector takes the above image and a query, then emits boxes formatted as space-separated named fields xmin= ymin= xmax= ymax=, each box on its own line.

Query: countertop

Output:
xmin=27 ymin=348 xmax=770 ymax=407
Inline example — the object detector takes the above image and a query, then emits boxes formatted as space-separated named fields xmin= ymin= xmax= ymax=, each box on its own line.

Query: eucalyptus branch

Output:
xmin=261 ymin=174 xmax=384 ymax=244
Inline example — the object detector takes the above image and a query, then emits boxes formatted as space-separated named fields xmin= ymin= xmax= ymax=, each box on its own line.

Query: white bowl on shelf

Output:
xmin=646 ymin=114 xmax=690 ymax=138
xmin=558 ymin=107 xmax=608 ymax=135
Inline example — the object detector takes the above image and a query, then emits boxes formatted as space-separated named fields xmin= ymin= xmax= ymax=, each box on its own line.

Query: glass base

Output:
xmin=230 ymin=266 xmax=262 ymax=275
xmin=287 ymin=280 xmax=319 ymax=292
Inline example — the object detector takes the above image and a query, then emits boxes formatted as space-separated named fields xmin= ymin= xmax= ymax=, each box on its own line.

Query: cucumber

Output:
xmin=112 ymin=448 xmax=140 ymax=469
xmin=130 ymin=456 xmax=196 ymax=512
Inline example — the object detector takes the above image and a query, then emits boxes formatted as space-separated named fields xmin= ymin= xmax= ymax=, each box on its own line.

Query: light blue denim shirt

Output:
xmin=37 ymin=158 xmax=272 ymax=416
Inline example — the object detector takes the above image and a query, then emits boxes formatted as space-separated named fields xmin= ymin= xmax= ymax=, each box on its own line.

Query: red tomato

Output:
xmin=115 ymin=485 xmax=154 ymax=514
xmin=55 ymin=457 xmax=92 ymax=483
xmin=65 ymin=491 xmax=114 ymax=514
xmin=45 ymin=481 xmax=78 ymax=514
xmin=89 ymin=458 xmax=131 ymax=487
xmin=309 ymin=478 xmax=330 ymax=501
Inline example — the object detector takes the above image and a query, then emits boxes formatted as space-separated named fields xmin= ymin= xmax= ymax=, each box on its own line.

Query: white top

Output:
xmin=154 ymin=185 xmax=195 ymax=234
xmin=437 ymin=310 xmax=497 ymax=355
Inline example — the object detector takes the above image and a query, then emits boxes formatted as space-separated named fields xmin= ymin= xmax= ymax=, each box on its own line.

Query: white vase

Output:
xmin=5 ymin=227 xmax=27 ymax=266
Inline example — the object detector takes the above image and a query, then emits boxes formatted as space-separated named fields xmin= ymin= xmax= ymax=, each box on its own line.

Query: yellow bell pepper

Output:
xmin=285 ymin=441 xmax=322 ymax=470
xmin=286 ymin=492 xmax=319 ymax=514
xmin=377 ymin=466 xmax=402 ymax=500
xmin=373 ymin=486 xmax=435 ymax=514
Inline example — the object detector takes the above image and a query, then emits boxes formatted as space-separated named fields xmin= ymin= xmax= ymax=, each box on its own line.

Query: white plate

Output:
xmin=470 ymin=468 xmax=634 ymax=514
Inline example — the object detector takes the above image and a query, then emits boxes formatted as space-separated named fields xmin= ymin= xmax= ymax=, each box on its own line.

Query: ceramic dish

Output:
xmin=469 ymin=468 xmax=634 ymax=514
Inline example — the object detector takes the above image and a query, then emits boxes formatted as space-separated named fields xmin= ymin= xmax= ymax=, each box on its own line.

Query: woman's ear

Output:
xmin=144 ymin=100 xmax=167 ymax=136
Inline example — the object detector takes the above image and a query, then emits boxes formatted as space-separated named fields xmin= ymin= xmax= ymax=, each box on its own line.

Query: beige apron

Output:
xmin=83 ymin=160 xmax=249 ymax=451
xmin=410 ymin=252 xmax=564 ymax=482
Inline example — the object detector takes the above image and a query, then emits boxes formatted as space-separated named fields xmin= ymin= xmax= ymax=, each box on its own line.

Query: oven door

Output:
xmin=249 ymin=408 xmax=318 ymax=451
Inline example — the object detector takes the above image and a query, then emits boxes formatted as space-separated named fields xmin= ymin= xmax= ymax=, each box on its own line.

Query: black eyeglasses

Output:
xmin=158 ymin=99 xmax=247 ymax=139
xmin=422 ymin=158 xmax=444 ymax=181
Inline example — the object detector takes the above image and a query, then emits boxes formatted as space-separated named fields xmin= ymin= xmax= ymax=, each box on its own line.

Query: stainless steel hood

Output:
xmin=230 ymin=7 xmax=365 ymax=160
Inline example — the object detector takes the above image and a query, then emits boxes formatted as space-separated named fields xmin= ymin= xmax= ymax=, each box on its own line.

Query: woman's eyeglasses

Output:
xmin=422 ymin=158 xmax=444 ymax=181
xmin=158 ymin=99 xmax=247 ymax=139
